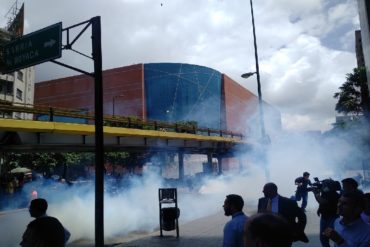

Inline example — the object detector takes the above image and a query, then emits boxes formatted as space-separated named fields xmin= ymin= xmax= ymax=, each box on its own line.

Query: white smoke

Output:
xmin=1 ymin=119 xmax=368 ymax=246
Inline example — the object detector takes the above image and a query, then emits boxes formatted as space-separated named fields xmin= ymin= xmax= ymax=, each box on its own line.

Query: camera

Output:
xmin=307 ymin=177 xmax=341 ymax=193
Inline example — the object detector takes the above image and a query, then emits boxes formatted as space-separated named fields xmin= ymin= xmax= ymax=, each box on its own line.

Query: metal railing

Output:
xmin=0 ymin=101 xmax=244 ymax=139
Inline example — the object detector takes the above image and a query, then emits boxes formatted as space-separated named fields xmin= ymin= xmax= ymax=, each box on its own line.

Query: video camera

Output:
xmin=307 ymin=177 xmax=341 ymax=193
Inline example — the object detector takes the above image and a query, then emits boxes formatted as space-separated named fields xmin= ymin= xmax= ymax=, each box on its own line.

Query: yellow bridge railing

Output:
xmin=0 ymin=101 xmax=244 ymax=140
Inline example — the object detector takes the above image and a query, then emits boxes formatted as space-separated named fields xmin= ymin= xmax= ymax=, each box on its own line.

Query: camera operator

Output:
xmin=294 ymin=172 xmax=312 ymax=211
xmin=312 ymin=178 xmax=341 ymax=247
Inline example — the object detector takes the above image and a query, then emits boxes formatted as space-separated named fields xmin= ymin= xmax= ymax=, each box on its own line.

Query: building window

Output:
xmin=17 ymin=71 xmax=24 ymax=81
xmin=16 ymin=88 xmax=23 ymax=100
xmin=0 ymin=79 xmax=9 ymax=94
xmin=6 ymin=82 xmax=13 ymax=95
xmin=0 ymin=111 xmax=12 ymax=118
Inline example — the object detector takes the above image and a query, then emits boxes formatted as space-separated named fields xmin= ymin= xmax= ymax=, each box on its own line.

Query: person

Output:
xmin=258 ymin=182 xmax=308 ymax=246
xmin=312 ymin=179 xmax=341 ymax=247
xmin=223 ymin=194 xmax=249 ymax=247
xmin=361 ymin=192 xmax=370 ymax=223
xmin=243 ymin=213 xmax=291 ymax=247
xmin=294 ymin=172 xmax=312 ymax=211
xmin=20 ymin=198 xmax=71 ymax=247
xmin=341 ymin=177 xmax=363 ymax=194
xmin=323 ymin=191 xmax=370 ymax=247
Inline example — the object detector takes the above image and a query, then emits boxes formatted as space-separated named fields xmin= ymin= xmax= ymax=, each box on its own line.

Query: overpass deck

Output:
xmin=0 ymin=119 xmax=248 ymax=154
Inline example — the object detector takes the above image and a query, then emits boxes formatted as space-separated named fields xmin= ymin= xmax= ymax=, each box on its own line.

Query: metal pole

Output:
xmin=249 ymin=0 xmax=266 ymax=139
xmin=91 ymin=16 xmax=104 ymax=247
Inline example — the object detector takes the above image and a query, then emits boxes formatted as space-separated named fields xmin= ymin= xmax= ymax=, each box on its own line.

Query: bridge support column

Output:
xmin=206 ymin=153 xmax=213 ymax=175
xmin=217 ymin=156 xmax=223 ymax=175
xmin=178 ymin=151 xmax=184 ymax=181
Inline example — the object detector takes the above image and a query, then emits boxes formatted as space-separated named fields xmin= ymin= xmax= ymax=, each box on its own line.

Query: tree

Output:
xmin=105 ymin=152 xmax=129 ymax=175
xmin=334 ymin=67 xmax=370 ymax=120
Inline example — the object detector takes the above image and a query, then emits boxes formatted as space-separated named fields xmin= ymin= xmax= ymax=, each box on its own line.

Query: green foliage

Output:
xmin=334 ymin=67 xmax=369 ymax=117
xmin=63 ymin=153 xmax=82 ymax=166
xmin=176 ymin=120 xmax=198 ymax=133
xmin=1 ymin=151 xmax=131 ymax=176
xmin=104 ymin=116 xmax=145 ymax=128
xmin=104 ymin=115 xmax=199 ymax=133
xmin=329 ymin=67 xmax=370 ymax=159
xmin=2 ymin=152 xmax=60 ymax=175
xmin=105 ymin=152 xmax=129 ymax=165
xmin=79 ymin=153 xmax=95 ymax=165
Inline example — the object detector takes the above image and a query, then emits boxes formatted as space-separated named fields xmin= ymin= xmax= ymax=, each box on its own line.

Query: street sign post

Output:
xmin=1 ymin=22 xmax=62 ymax=73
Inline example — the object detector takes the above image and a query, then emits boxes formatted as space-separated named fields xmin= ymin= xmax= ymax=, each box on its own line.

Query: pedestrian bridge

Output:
xmin=0 ymin=102 xmax=248 ymax=155
xmin=0 ymin=118 xmax=248 ymax=154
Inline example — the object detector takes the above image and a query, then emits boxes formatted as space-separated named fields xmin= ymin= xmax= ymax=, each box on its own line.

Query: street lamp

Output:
xmin=112 ymin=95 xmax=125 ymax=116
xmin=241 ymin=0 xmax=266 ymax=141
xmin=241 ymin=72 xmax=256 ymax=79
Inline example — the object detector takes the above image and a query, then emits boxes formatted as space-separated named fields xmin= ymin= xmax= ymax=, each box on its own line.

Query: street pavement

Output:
xmin=67 ymin=207 xmax=322 ymax=247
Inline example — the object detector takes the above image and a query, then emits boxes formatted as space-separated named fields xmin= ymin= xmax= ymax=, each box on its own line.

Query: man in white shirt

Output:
xmin=323 ymin=192 xmax=370 ymax=247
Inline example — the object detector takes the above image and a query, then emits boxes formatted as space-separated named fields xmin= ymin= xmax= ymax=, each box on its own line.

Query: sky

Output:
xmin=0 ymin=0 xmax=361 ymax=132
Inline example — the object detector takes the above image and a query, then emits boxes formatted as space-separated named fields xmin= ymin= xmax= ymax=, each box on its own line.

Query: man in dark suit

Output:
xmin=257 ymin=182 xmax=309 ymax=246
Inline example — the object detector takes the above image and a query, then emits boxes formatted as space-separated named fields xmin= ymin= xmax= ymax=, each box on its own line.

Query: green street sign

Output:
xmin=1 ymin=22 xmax=62 ymax=73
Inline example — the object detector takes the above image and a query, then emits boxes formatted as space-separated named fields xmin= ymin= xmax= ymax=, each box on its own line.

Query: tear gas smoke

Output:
xmin=1 ymin=120 xmax=368 ymax=247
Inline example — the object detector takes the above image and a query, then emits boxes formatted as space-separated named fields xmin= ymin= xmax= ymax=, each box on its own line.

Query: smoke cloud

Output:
xmin=1 ymin=117 xmax=368 ymax=247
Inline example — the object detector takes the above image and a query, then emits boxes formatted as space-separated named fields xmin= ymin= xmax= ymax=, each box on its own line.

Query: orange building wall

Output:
xmin=35 ymin=64 xmax=145 ymax=119
xmin=222 ymin=74 xmax=281 ymax=136
xmin=222 ymin=74 xmax=259 ymax=134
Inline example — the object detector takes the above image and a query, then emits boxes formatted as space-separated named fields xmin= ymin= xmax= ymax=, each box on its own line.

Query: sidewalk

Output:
xmin=115 ymin=208 xmax=321 ymax=247
xmin=117 ymin=210 xmax=228 ymax=247
xmin=67 ymin=207 xmax=322 ymax=247
xmin=0 ymin=199 xmax=323 ymax=247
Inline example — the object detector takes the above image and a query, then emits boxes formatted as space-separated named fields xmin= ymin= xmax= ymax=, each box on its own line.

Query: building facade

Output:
xmin=357 ymin=0 xmax=370 ymax=94
xmin=0 ymin=28 xmax=35 ymax=120
xmin=35 ymin=63 xmax=281 ymax=136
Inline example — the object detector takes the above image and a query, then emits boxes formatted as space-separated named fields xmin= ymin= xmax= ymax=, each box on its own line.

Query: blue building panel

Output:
xmin=144 ymin=63 xmax=221 ymax=129
xmin=36 ymin=115 xmax=88 ymax=124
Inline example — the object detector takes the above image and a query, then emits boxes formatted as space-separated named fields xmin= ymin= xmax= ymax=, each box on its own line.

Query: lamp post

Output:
xmin=241 ymin=0 xmax=266 ymax=141
xmin=112 ymin=95 xmax=125 ymax=116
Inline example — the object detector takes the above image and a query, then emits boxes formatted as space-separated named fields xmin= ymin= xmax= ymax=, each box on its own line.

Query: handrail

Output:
xmin=0 ymin=102 xmax=244 ymax=139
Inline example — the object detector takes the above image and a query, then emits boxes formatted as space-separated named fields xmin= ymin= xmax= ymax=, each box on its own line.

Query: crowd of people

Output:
xmin=14 ymin=172 xmax=370 ymax=247
xmin=222 ymin=173 xmax=370 ymax=247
